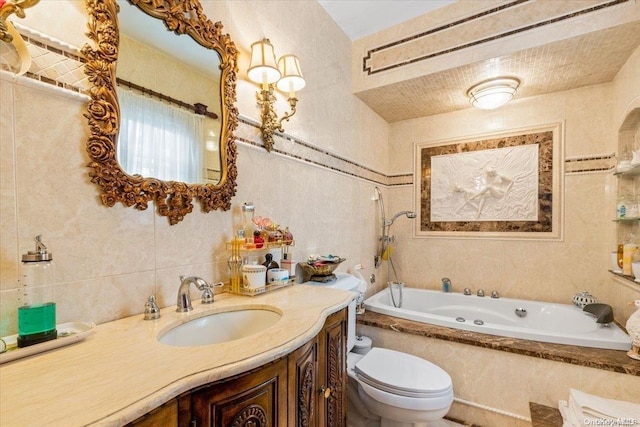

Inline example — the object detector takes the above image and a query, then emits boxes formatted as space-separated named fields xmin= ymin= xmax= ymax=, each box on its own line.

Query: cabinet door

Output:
xmin=318 ymin=309 xmax=347 ymax=427
xmin=190 ymin=357 xmax=287 ymax=427
xmin=288 ymin=336 xmax=319 ymax=426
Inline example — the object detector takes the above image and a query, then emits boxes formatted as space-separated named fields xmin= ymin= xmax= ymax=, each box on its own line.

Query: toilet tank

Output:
xmin=301 ymin=272 xmax=360 ymax=352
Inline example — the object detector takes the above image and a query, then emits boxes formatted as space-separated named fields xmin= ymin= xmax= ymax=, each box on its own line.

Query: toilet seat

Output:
xmin=353 ymin=347 xmax=453 ymax=410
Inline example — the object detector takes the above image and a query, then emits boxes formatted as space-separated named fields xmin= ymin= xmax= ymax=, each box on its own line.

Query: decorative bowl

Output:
xmin=298 ymin=257 xmax=346 ymax=277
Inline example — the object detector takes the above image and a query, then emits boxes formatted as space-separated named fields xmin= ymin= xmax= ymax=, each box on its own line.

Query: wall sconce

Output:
xmin=0 ymin=0 xmax=39 ymax=76
xmin=0 ymin=0 xmax=39 ymax=42
xmin=247 ymin=38 xmax=305 ymax=152
xmin=466 ymin=77 xmax=520 ymax=110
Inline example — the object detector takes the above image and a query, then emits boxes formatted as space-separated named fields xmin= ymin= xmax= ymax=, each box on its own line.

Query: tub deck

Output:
xmin=356 ymin=310 xmax=640 ymax=377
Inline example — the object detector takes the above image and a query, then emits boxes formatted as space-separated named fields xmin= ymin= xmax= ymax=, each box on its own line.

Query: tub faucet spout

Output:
xmin=583 ymin=303 xmax=614 ymax=324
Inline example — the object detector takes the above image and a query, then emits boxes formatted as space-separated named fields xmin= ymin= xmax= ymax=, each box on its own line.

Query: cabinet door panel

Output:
xmin=318 ymin=309 xmax=347 ymax=427
xmin=191 ymin=358 xmax=287 ymax=427
xmin=288 ymin=337 xmax=318 ymax=427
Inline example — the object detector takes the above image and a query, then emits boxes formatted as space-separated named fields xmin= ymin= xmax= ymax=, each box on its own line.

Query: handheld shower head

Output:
xmin=386 ymin=210 xmax=416 ymax=225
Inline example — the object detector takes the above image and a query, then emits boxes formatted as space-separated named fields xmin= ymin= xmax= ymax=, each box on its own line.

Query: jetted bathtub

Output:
xmin=364 ymin=287 xmax=632 ymax=351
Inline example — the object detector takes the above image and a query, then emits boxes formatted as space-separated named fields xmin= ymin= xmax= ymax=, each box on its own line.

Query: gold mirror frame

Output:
xmin=82 ymin=0 xmax=238 ymax=225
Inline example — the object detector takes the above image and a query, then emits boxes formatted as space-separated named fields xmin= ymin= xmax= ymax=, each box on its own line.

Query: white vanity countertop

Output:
xmin=0 ymin=285 xmax=353 ymax=427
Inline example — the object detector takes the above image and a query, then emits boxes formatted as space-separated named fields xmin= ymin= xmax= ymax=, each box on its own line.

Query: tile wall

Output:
xmin=0 ymin=0 xmax=390 ymax=336
xmin=1 ymin=1 xmax=640 ymax=425
xmin=385 ymin=78 xmax=640 ymax=323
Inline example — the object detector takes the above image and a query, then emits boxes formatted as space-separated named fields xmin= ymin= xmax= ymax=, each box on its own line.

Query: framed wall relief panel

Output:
xmin=414 ymin=122 xmax=564 ymax=240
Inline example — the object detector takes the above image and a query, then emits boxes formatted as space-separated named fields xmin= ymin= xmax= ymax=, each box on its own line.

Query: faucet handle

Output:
xmin=201 ymin=281 xmax=224 ymax=304
xmin=144 ymin=295 xmax=160 ymax=320
xmin=491 ymin=290 xmax=500 ymax=299
xmin=201 ymin=284 xmax=214 ymax=304
xmin=477 ymin=289 xmax=485 ymax=297
xmin=463 ymin=288 xmax=472 ymax=295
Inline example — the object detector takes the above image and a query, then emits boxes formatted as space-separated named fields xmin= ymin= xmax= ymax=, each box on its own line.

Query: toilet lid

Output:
xmin=354 ymin=348 xmax=452 ymax=398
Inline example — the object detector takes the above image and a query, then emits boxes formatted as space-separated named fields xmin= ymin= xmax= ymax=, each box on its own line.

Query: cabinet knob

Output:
xmin=320 ymin=386 xmax=332 ymax=399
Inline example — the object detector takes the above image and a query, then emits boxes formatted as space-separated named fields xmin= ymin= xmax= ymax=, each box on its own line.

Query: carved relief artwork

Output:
xmin=326 ymin=324 xmax=344 ymax=426
xmin=230 ymin=405 xmax=268 ymax=427
xmin=415 ymin=123 xmax=564 ymax=240
xmin=431 ymin=145 xmax=538 ymax=222
xmin=298 ymin=361 xmax=315 ymax=427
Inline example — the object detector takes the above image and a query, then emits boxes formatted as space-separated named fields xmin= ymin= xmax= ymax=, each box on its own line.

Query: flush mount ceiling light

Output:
xmin=466 ymin=77 xmax=521 ymax=110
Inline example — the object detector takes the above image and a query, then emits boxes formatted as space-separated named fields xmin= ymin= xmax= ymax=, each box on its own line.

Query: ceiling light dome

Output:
xmin=466 ymin=77 xmax=521 ymax=110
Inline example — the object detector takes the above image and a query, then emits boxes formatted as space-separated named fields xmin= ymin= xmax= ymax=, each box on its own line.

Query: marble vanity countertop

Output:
xmin=0 ymin=285 xmax=353 ymax=427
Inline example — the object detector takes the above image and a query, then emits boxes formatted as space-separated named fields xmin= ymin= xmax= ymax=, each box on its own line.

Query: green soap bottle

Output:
xmin=17 ymin=235 xmax=57 ymax=348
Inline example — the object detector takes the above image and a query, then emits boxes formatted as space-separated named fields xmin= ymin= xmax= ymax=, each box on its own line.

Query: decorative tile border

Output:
xmin=565 ymin=153 xmax=616 ymax=175
xmin=363 ymin=0 xmax=629 ymax=75
xmin=12 ymin=23 xmax=88 ymax=94
xmin=416 ymin=128 xmax=556 ymax=236
xmin=10 ymin=26 xmax=614 ymax=187
xmin=236 ymin=116 xmax=411 ymax=186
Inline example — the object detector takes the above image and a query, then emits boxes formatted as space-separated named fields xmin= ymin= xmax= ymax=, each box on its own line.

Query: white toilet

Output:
xmin=303 ymin=273 xmax=454 ymax=427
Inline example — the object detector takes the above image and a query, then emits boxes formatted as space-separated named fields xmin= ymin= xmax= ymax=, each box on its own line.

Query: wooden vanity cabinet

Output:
xmin=317 ymin=309 xmax=347 ymax=427
xmin=288 ymin=308 xmax=347 ymax=427
xmin=128 ymin=308 xmax=347 ymax=427
xmin=127 ymin=398 xmax=178 ymax=427
xmin=189 ymin=357 xmax=288 ymax=427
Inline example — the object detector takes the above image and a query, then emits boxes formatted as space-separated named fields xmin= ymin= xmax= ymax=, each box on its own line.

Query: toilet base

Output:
xmin=347 ymin=376 xmax=451 ymax=427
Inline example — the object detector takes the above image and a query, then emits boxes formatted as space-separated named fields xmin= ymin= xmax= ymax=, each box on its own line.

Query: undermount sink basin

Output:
xmin=158 ymin=308 xmax=282 ymax=347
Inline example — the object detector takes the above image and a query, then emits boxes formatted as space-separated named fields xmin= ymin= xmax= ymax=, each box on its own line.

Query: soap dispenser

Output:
xmin=18 ymin=235 xmax=57 ymax=348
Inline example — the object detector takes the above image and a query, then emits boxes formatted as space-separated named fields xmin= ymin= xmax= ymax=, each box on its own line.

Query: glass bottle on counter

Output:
xmin=17 ymin=235 xmax=57 ymax=348
xmin=262 ymin=253 xmax=279 ymax=270
xmin=242 ymin=202 xmax=255 ymax=245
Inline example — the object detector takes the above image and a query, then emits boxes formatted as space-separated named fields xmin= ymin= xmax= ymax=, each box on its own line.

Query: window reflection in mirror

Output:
xmin=116 ymin=0 xmax=223 ymax=185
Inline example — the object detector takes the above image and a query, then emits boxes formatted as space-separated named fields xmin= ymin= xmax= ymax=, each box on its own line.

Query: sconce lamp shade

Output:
xmin=466 ymin=77 xmax=520 ymax=110
xmin=276 ymin=54 xmax=305 ymax=95
xmin=247 ymin=38 xmax=281 ymax=85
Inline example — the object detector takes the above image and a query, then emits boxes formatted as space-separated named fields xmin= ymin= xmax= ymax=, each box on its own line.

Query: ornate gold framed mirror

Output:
xmin=82 ymin=0 xmax=238 ymax=224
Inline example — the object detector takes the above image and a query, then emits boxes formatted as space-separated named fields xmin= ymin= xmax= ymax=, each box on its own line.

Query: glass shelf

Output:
xmin=609 ymin=269 xmax=640 ymax=284
xmin=613 ymin=217 xmax=640 ymax=222
xmin=226 ymin=240 xmax=294 ymax=251
xmin=223 ymin=278 xmax=295 ymax=296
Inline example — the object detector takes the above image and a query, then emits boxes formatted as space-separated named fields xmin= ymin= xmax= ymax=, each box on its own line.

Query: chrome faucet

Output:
xmin=176 ymin=276 xmax=214 ymax=312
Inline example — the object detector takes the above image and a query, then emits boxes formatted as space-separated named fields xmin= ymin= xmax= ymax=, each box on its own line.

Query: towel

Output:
xmin=559 ymin=390 xmax=640 ymax=427
xmin=558 ymin=400 xmax=574 ymax=427
xmin=570 ymin=388 xmax=640 ymax=421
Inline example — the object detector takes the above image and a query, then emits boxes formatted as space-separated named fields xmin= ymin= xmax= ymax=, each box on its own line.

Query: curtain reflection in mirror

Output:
xmin=117 ymin=88 xmax=204 ymax=183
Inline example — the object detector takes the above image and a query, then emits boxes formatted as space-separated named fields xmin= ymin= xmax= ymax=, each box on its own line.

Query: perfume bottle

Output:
xmin=17 ymin=235 xmax=57 ymax=348
xmin=242 ymin=202 xmax=255 ymax=245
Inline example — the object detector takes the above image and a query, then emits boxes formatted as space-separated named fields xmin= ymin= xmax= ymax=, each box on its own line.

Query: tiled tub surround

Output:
xmin=0 ymin=286 xmax=353 ymax=426
xmin=357 ymin=311 xmax=640 ymax=427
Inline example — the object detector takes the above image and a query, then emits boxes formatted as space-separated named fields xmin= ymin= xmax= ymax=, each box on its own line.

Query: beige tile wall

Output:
xmin=0 ymin=0 xmax=389 ymax=336
xmin=385 ymin=80 xmax=640 ymax=324
xmin=2 ymin=1 xmax=640 ymax=425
